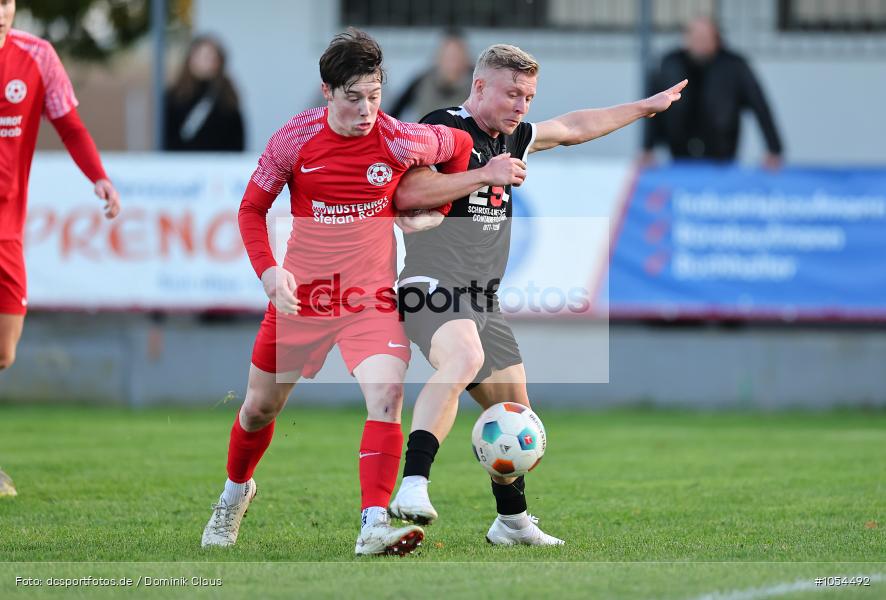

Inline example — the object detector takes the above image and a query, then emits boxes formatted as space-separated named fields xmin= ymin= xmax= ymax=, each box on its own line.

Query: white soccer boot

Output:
xmin=0 ymin=468 xmax=17 ymax=497
xmin=355 ymin=506 xmax=425 ymax=556
xmin=486 ymin=513 xmax=565 ymax=546
xmin=201 ymin=479 xmax=257 ymax=547
xmin=389 ymin=476 xmax=438 ymax=525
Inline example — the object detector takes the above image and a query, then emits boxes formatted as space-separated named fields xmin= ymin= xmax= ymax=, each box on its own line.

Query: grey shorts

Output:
xmin=397 ymin=278 xmax=523 ymax=390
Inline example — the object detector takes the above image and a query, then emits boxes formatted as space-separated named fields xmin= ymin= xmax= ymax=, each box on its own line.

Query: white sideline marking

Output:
xmin=689 ymin=573 xmax=885 ymax=600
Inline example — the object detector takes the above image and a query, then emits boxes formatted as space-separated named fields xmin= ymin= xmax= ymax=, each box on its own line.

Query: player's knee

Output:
xmin=0 ymin=347 xmax=16 ymax=370
xmin=365 ymin=383 xmax=404 ymax=422
xmin=239 ymin=398 xmax=281 ymax=429
xmin=449 ymin=342 xmax=484 ymax=381
xmin=240 ymin=408 xmax=275 ymax=430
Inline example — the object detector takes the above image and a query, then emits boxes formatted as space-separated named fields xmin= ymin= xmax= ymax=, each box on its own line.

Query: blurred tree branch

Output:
xmin=17 ymin=0 xmax=190 ymax=62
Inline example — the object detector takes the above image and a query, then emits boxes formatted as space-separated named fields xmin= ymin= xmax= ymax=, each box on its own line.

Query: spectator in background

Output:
xmin=641 ymin=16 xmax=782 ymax=168
xmin=164 ymin=35 xmax=244 ymax=151
xmin=388 ymin=28 xmax=473 ymax=120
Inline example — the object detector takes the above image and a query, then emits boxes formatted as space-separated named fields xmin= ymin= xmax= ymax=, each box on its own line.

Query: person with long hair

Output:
xmin=164 ymin=35 xmax=245 ymax=151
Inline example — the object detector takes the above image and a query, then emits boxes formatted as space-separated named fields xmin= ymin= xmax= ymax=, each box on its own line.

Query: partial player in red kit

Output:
xmin=0 ymin=0 xmax=121 ymax=498
xmin=199 ymin=29 xmax=478 ymax=556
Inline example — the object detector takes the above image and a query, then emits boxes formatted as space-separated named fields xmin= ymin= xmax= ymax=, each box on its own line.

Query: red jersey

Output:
xmin=0 ymin=29 xmax=78 ymax=240
xmin=241 ymin=108 xmax=471 ymax=308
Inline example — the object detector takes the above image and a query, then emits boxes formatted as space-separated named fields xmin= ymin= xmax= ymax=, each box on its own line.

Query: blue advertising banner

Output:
xmin=607 ymin=164 xmax=886 ymax=320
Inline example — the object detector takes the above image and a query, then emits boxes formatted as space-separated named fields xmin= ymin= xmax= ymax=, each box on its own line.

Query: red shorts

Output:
xmin=0 ymin=240 xmax=27 ymax=315
xmin=251 ymin=303 xmax=411 ymax=377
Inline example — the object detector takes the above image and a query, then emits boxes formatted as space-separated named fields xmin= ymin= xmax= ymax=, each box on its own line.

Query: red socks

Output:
xmin=226 ymin=416 xmax=275 ymax=483
xmin=225 ymin=416 xmax=401 ymax=509
xmin=359 ymin=420 xmax=404 ymax=510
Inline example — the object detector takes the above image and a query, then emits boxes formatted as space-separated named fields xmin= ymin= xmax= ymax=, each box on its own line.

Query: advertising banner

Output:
xmin=607 ymin=164 xmax=886 ymax=320
xmin=26 ymin=154 xmax=625 ymax=314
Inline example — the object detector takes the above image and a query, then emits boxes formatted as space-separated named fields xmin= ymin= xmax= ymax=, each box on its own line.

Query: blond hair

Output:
xmin=473 ymin=44 xmax=539 ymax=81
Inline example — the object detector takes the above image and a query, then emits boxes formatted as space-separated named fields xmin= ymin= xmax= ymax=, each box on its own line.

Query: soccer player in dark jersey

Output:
xmin=388 ymin=44 xmax=686 ymax=545
xmin=200 ymin=29 xmax=487 ymax=556
xmin=0 ymin=0 xmax=121 ymax=497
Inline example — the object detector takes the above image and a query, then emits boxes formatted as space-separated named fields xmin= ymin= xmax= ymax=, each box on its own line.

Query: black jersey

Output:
xmin=400 ymin=106 xmax=536 ymax=291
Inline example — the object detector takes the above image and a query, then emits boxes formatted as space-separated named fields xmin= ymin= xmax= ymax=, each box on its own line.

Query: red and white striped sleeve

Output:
xmin=13 ymin=34 xmax=79 ymax=120
xmin=250 ymin=107 xmax=326 ymax=195
xmin=377 ymin=112 xmax=473 ymax=172
xmin=240 ymin=108 xmax=326 ymax=278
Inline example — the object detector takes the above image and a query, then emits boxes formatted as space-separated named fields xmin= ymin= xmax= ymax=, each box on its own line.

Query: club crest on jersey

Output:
xmin=366 ymin=163 xmax=393 ymax=186
xmin=5 ymin=80 xmax=27 ymax=104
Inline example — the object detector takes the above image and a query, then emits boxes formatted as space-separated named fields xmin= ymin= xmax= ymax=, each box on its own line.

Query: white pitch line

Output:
xmin=688 ymin=573 xmax=885 ymax=600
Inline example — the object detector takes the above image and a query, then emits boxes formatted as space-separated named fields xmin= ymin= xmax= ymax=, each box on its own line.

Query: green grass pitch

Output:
xmin=0 ymin=404 xmax=883 ymax=599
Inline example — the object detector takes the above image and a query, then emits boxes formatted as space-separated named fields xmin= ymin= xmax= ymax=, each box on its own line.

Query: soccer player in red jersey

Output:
xmin=388 ymin=44 xmax=685 ymax=545
xmin=0 ymin=0 xmax=121 ymax=497
xmin=200 ymin=29 xmax=522 ymax=556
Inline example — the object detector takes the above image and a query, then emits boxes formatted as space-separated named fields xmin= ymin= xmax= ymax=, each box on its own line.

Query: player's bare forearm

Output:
xmin=393 ymin=167 xmax=488 ymax=211
xmin=395 ymin=153 xmax=527 ymax=210
xmin=532 ymin=79 xmax=687 ymax=153
xmin=557 ymin=101 xmax=648 ymax=146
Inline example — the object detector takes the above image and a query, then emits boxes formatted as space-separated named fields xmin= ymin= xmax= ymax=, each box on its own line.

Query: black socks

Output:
xmin=403 ymin=430 xmax=528 ymax=517
xmin=491 ymin=475 xmax=526 ymax=515
xmin=402 ymin=430 xmax=440 ymax=479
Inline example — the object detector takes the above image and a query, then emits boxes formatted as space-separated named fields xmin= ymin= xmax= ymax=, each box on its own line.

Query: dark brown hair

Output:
xmin=319 ymin=28 xmax=386 ymax=93
xmin=169 ymin=35 xmax=240 ymax=113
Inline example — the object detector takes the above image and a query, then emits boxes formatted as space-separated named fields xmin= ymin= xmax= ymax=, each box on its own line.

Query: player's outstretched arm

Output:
xmin=529 ymin=79 xmax=687 ymax=154
xmin=394 ymin=153 xmax=526 ymax=211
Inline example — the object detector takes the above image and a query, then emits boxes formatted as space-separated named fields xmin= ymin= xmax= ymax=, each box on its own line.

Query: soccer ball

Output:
xmin=471 ymin=402 xmax=546 ymax=477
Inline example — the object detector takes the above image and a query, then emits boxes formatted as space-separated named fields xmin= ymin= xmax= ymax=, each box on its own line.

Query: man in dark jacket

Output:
xmin=388 ymin=29 xmax=473 ymax=121
xmin=642 ymin=17 xmax=782 ymax=167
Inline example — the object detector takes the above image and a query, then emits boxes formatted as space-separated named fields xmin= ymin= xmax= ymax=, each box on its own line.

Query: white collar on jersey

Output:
xmin=446 ymin=106 xmax=472 ymax=119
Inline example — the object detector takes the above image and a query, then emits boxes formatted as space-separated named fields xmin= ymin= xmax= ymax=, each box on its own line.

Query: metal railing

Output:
xmin=341 ymin=0 xmax=886 ymax=58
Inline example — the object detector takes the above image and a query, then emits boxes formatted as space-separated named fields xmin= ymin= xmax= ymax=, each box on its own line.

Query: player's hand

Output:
xmin=261 ymin=266 xmax=300 ymax=314
xmin=763 ymin=153 xmax=783 ymax=171
xmin=94 ymin=178 xmax=121 ymax=219
xmin=643 ymin=79 xmax=687 ymax=117
xmin=481 ymin=152 xmax=527 ymax=187
xmin=637 ymin=150 xmax=657 ymax=169
xmin=395 ymin=209 xmax=445 ymax=233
